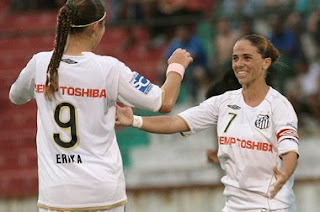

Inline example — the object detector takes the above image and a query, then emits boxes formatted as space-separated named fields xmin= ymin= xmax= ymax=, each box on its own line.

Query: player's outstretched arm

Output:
xmin=159 ymin=48 xmax=193 ymax=113
xmin=269 ymin=151 xmax=298 ymax=198
xmin=116 ymin=105 xmax=190 ymax=134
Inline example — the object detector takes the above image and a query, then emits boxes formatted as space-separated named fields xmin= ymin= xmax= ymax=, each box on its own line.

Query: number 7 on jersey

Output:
xmin=224 ymin=113 xmax=237 ymax=133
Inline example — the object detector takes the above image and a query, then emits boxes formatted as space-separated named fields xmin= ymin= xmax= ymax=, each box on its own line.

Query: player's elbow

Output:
xmin=9 ymin=93 xmax=29 ymax=105
xmin=9 ymin=93 xmax=19 ymax=105
xmin=158 ymin=100 xmax=175 ymax=113
xmin=9 ymin=96 xmax=23 ymax=105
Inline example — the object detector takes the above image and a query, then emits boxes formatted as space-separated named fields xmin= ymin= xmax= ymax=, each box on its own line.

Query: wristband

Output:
xmin=166 ymin=63 xmax=185 ymax=80
xmin=132 ymin=115 xmax=143 ymax=128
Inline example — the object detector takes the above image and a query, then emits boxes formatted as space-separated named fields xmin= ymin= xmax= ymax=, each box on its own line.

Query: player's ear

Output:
xmin=263 ymin=57 xmax=272 ymax=70
xmin=92 ymin=22 xmax=100 ymax=32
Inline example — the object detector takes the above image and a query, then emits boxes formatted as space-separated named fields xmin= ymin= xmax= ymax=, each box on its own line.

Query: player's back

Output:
xmin=33 ymin=51 xmax=127 ymax=209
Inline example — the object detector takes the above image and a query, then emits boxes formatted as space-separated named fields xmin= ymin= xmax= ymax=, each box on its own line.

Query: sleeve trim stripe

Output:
xmin=276 ymin=128 xmax=299 ymax=142
xmin=177 ymin=115 xmax=192 ymax=137
xmin=278 ymin=136 xmax=299 ymax=144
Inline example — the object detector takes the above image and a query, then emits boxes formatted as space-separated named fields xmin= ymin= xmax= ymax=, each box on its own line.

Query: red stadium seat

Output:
xmin=0 ymin=11 xmax=57 ymax=34
xmin=0 ymin=147 xmax=37 ymax=170
xmin=0 ymin=169 xmax=38 ymax=198
xmin=0 ymin=0 xmax=10 ymax=19
xmin=0 ymin=129 xmax=36 ymax=150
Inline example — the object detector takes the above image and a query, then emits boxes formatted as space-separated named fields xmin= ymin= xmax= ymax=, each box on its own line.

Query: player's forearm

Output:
xmin=159 ymin=73 xmax=182 ymax=113
xmin=280 ymin=151 xmax=298 ymax=180
xmin=140 ymin=115 xmax=188 ymax=134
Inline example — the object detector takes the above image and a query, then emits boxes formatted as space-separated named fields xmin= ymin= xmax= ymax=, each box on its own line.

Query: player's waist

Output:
xmin=38 ymin=180 xmax=127 ymax=210
xmin=223 ymin=183 xmax=294 ymax=210
xmin=38 ymin=199 xmax=127 ymax=211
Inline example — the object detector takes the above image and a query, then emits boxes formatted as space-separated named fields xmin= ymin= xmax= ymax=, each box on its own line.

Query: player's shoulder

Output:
xmin=217 ymin=88 xmax=242 ymax=101
xmin=205 ymin=88 xmax=242 ymax=105
xmin=266 ymin=87 xmax=293 ymax=109
xmin=33 ymin=51 xmax=53 ymax=60
xmin=85 ymin=52 xmax=121 ymax=65
xmin=223 ymin=88 xmax=242 ymax=97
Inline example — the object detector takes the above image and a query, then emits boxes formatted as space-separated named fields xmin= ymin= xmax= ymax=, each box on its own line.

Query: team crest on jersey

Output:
xmin=227 ymin=104 xmax=241 ymax=110
xmin=130 ymin=73 xmax=153 ymax=94
xmin=255 ymin=114 xmax=269 ymax=129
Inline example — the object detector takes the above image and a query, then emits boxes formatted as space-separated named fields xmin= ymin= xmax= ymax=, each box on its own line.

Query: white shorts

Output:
xmin=39 ymin=205 xmax=125 ymax=212
xmin=222 ymin=205 xmax=296 ymax=212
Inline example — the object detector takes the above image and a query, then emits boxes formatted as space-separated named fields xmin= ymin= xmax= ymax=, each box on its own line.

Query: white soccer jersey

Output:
xmin=9 ymin=51 xmax=163 ymax=210
xmin=179 ymin=88 xmax=299 ymax=211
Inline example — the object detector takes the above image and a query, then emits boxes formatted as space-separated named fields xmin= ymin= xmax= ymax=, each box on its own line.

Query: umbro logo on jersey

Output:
xmin=61 ymin=59 xmax=78 ymax=64
xmin=130 ymin=73 xmax=153 ymax=94
xmin=255 ymin=114 xmax=269 ymax=129
xmin=227 ymin=104 xmax=241 ymax=110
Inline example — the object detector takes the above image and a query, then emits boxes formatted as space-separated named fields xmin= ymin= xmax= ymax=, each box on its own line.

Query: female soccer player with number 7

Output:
xmin=116 ymin=34 xmax=299 ymax=212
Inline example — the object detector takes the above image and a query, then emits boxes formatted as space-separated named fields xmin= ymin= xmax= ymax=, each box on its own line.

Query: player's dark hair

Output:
xmin=239 ymin=34 xmax=280 ymax=63
xmin=44 ymin=0 xmax=105 ymax=99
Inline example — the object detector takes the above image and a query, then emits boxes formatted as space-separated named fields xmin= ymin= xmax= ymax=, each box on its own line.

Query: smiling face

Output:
xmin=232 ymin=39 xmax=271 ymax=87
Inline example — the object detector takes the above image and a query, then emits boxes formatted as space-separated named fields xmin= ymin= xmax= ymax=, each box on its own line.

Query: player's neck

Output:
xmin=242 ymin=82 xmax=269 ymax=107
xmin=64 ymin=37 xmax=95 ymax=56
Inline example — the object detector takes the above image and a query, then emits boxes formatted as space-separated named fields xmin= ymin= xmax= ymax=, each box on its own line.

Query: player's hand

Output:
xmin=168 ymin=48 xmax=193 ymax=69
xmin=269 ymin=166 xmax=289 ymax=198
xmin=206 ymin=149 xmax=219 ymax=163
xmin=116 ymin=104 xmax=134 ymax=126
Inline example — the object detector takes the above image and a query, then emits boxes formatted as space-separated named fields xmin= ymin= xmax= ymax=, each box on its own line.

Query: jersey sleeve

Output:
xmin=178 ymin=96 xmax=219 ymax=136
xmin=9 ymin=55 xmax=36 ymax=105
xmin=117 ymin=62 xmax=162 ymax=112
xmin=273 ymin=98 xmax=299 ymax=156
